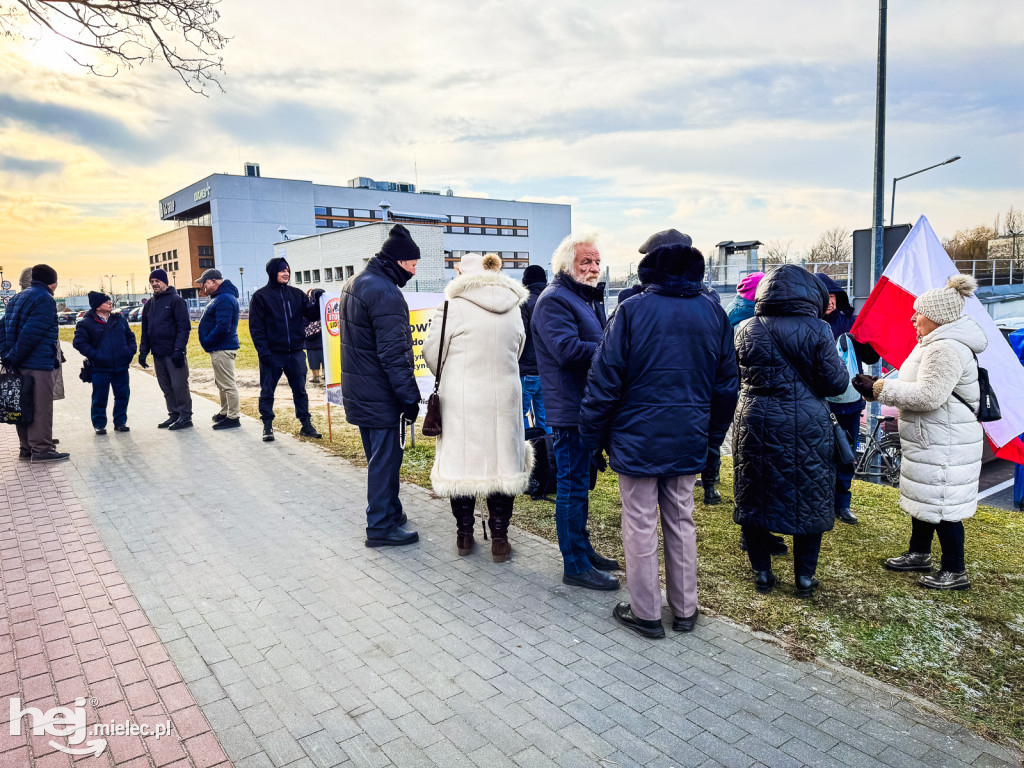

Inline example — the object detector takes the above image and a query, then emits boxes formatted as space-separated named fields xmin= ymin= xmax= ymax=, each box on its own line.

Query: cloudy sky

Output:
xmin=1 ymin=0 xmax=1022 ymax=292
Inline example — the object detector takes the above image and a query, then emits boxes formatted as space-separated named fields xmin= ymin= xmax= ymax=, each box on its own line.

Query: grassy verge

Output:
xmin=60 ymin=323 xmax=1024 ymax=744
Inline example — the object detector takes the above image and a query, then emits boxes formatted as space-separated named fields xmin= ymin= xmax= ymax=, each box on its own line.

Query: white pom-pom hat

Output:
xmin=913 ymin=274 xmax=978 ymax=325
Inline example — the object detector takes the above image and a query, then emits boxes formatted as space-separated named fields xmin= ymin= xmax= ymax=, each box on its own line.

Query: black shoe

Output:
xmin=612 ymin=602 xmax=665 ymax=639
xmin=95 ymin=428 xmax=107 ymax=436
xmin=31 ymin=451 xmax=70 ymax=464
xmin=299 ymin=422 xmax=322 ymax=439
xmin=754 ymin=570 xmax=776 ymax=594
xmin=587 ymin=551 xmax=620 ymax=571
xmin=262 ymin=424 xmax=274 ymax=442
xmin=19 ymin=448 xmax=31 ymax=461
xmin=562 ymin=568 xmax=620 ymax=591
xmin=769 ymin=535 xmax=788 ymax=557
xmin=672 ymin=609 xmax=699 ymax=632
xmin=836 ymin=507 xmax=858 ymax=525
xmin=212 ymin=413 xmax=227 ymax=423
xmin=918 ymin=570 xmax=970 ymax=590
xmin=365 ymin=527 xmax=419 ymax=548
xmin=884 ymin=551 xmax=932 ymax=572
xmin=397 ymin=512 xmax=408 ymax=527
xmin=703 ymin=484 xmax=722 ymax=505
xmin=114 ymin=425 xmax=130 ymax=433
xmin=795 ymin=575 xmax=819 ymax=598
xmin=212 ymin=417 xmax=241 ymax=430
xmin=167 ymin=419 xmax=193 ymax=431
xmin=158 ymin=415 xmax=179 ymax=429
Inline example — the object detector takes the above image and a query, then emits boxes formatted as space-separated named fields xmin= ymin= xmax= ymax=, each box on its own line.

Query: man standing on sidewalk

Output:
xmin=73 ymin=292 xmax=136 ymax=436
xmin=340 ymin=224 xmax=421 ymax=548
xmin=248 ymin=257 xmax=322 ymax=443
xmin=196 ymin=270 xmax=242 ymax=431
xmin=138 ymin=268 xmax=193 ymax=430
xmin=0 ymin=264 xmax=68 ymax=463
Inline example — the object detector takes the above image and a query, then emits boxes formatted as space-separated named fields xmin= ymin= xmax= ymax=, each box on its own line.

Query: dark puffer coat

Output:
xmin=531 ymin=273 xmax=607 ymax=428
xmin=732 ymin=266 xmax=849 ymax=535
xmin=580 ymin=271 xmax=739 ymax=476
xmin=1 ymin=282 xmax=58 ymax=370
xmin=73 ymin=311 xmax=137 ymax=372
xmin=518 ymin=280 xmax=545 ymax=376
xmin=139 ymin=286 xmax=190 ymax=358
xmin=248 ymin=258 xmax=318 ymax=358
xmin=339 ymin=256 xmax=421 ymax=429
xmin=197 ymin=280 xmax=240 ymax=352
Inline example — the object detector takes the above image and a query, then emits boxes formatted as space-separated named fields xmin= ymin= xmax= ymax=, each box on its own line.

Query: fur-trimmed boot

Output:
xmin=487 ymin=493 xmax=514 ymax=563
xmin=450 ymin=496 xmax=476 ymax=556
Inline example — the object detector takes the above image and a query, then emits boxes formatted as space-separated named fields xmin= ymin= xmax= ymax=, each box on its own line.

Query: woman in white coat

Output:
xmin=854 ymin=275 xmax=986 ymax=590
xmin=423 ymin=253 xmax=533 ymax=561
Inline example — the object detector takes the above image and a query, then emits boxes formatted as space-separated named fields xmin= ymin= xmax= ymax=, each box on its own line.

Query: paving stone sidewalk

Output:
xmin=4 ymin=346 xmax=1022 ymax=768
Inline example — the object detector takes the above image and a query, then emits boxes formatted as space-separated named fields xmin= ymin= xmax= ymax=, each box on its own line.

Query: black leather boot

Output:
xmin=450 ymin=496 xmax=476 ymax=556
xmin=703 ymin=482 xmax=722 ymax=505
xmin=753 ymin=570 xmax=776 ymax=594
xmin=487 ymin=494 xmax=514 ymax=562
xmin=795 ymin=575 xmax=820 ymax=598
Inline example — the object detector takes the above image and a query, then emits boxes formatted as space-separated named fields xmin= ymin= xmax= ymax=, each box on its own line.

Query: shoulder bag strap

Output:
xmin=950 ymin=351 xmax=978 ymax=415
xmin=432 ymin=302 xmax=449 ymax=394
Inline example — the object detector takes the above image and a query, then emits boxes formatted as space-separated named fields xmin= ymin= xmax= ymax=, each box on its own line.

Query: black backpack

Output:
xmin=525 ymin=427 xmax=557 ymax=501
xmin=952 ymin=353 xmax=1001 ymax=423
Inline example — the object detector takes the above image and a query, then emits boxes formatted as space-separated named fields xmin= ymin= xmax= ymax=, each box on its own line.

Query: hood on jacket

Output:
xmin=756 ymin=265 xmax=829 ymax=319
xmin=919 ymin=313 xmax=988 ymax=355
xmin=264 ymin=257 xmax=290 ymax=286
xmin=815 ymin=272 xmax=853 ymax=314
xmin=445 ymin=271 xmax=528 ymax=314
xmin=211 ymin=279 xmax=239 ymax=298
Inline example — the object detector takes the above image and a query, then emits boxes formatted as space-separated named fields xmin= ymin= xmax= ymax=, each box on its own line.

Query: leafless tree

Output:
xmin=1 ymin=0 xmax=228 ymax=94
xmin=942 ymin=225 xmax=997 ymax=264
xmin=761 ymin=238 xmax=793 ymax=265
xmin=1005 ymin=206 xmax=1024 ymax=265
xmin=806 ymin=227 xmax=852 ymax=265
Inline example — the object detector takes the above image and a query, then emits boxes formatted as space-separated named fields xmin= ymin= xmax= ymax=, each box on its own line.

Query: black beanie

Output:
xmin=149 ymin=268 xmax=169 ymax=284
xmin=522 ymin=265 xmax=547 ymax=286
xmin=379 ymin=224 xmax=421 ymax=261
xmin=638 ymin=244 xmax=705 ymax=281
xmin=31 ymin=264 xmax=58 ymax=285
xmin=89 ymin=291 xmax=110 ymax=310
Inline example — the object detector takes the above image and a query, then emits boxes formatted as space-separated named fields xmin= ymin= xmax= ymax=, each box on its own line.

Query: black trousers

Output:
xmin=743 ymin=524 xmax=822 ymax=579
xmin=701 ymin=441 xmax=722 ymax=485
xmin=258 ymin=350 xmax=309 ymax=424
xmin=908 ymin=517 xmax=966 ymax=572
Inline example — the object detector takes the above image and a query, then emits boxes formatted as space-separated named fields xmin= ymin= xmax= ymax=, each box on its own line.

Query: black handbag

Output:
xmin=952 ymin=353 xmax=1001 ymax=423
xmin=421 ymin=301 xmax=448 ymax=437
xmin=0 ymin=362 xmax=35 ymax=426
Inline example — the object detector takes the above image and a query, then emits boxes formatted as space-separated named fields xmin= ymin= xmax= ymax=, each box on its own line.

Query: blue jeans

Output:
xmin=833 ymin=410 xmax=861 ymax=511
xmin=521 ymin=375 xmax=549 ymax=433
xmin=91 ymin=369 xmax=130 ymax=429
xmin=553 ymin=427 xmax=594 ymax=575
xmin=359 ymin=426 xmax=405 ymax=538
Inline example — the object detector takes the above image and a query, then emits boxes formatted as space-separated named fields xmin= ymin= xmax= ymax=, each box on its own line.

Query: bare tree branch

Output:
xmin=806 ymin=227 xmax=852 ymax=265
xmin=1 ymin=0 xmax=229 ymax=95
xmin=762 ymin=238 xmax=793 ymax=265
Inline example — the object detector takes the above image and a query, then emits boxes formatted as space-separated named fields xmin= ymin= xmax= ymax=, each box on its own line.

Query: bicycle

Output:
xmin=854 ymin=415 xmax=902 ymax=486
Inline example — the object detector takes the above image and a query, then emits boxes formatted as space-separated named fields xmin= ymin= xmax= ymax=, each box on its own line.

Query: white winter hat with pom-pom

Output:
xmin=913 ymin=274 xmax=978 ymax=325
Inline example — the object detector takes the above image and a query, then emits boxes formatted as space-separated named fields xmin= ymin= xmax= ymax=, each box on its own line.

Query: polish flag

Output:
xmin=851 ymin=215 xmax=1024 ymax=463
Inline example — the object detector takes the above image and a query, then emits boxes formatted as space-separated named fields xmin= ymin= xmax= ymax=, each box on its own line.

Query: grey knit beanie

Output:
xmin=913 ymin=274 xmax=977 ymax=325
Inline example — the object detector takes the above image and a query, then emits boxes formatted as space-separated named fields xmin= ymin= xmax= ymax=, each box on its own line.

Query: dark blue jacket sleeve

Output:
xmin=532 ymin=294 xmax=597 ymax=367
xmin=372 ymin=298 xmax=420 ymax=408
xmin=72 ymin=319 xmax=97 ymax=361
xmin=7 ymin=294 xmax=47 ymax=366
xmin=709 ymin=313 xmax=739 ymax=447
xmin=579 ymin=311 xmax=628 ymax=452
xmin=124 ymin=318 xmax=138 ymax=356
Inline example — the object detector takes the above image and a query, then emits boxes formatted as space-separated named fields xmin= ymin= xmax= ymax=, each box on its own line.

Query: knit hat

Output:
xmin=457 ymin=252 xmax=485 ymax=276
xmin=149 ymin=268 xmax=169 ymax=285
xmin=31 ymin=264 xmax=57 ymax=285
xmin=913 ymin=274 xmax=978 ymax=325
xmin=89 ymin=291 xmax=110 ymax=310
xmin=737 ymin=272 xmax=765 ymax=300
xmin=637 ymin=244 xmax=705 ymax=281
xmin=638 ymin=229 xmax=693 ymax=254
xmin=522 ymin=265 xmax=547 ymax=286
xmin=18 ymin=267 xmax=32 ymax=290
xmin=379 ymin=224 xmax=421 ymax=261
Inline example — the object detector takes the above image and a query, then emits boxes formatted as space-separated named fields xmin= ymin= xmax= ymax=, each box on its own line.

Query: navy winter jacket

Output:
xmin=197 ymin=280 xmax=240 ymax=352
xmin=531 ymin=273 xmax=607 ymax=428
xmin=73 ymin=311 xmax=137 ymax=372
xmin=2 ymin=282 xmax=59 ymax=371
xmin=580 ymin=272 xmax=739 ymax=476
xmin=248 ymin=258 xmax=318 ymax=357
xmin=518 ymin=281 xmax=545 ymax=376
xmin=732 ymin=266 xmax=850 ymax=536
xmin=139 ymin=286 xmax=190 ymax=358
xmin=339 ymin=257 xmax=420 ymax=428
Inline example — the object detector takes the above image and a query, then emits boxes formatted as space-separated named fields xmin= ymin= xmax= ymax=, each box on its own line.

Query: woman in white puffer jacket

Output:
xmin=854 ymin=275 xmax=986 ymax=590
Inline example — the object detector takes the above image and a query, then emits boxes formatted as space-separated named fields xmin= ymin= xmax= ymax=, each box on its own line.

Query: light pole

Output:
xmin=890 ymin=155 xmax=961 ymax=226
xmin=238 ymin=267 xmax=245 ymax=307
xmin=104 ymin=274 xmax=116 ymax=299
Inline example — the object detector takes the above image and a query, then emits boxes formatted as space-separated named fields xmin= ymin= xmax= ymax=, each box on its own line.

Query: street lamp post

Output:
xmin=104 ymin=274 xmax=116 ymax=300
xmin=890 ymin=155 xmax=961 ymax=226
xmin=238 ymin=267 xmax=245 ymax=308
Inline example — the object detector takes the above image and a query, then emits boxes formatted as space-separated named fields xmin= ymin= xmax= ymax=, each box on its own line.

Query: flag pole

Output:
xmin=869 ymin=0 xmax=888 ymax=468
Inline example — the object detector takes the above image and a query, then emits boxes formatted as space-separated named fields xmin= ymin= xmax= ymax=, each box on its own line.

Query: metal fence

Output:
xmin=954 ymin=259 xmax=1024 ymax=288
xmin=706 ymin=261 xmax=852 ymax=293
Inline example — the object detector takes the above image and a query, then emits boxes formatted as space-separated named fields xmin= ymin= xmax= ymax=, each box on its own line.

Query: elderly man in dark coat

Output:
xmin=340 ymin=224 xmax=422 ymax=547
xmin=73 ymin=291 xmax=137 ymax=435
xmin=139 ymin=268 xmax=193 ymax=430
xmin=732 ymin=266 xmax=849 ymax=598
xmin=532 ymin=233 xmax=621 ymax=591
xmin=582 ymin=240 xmax=738 ymax=638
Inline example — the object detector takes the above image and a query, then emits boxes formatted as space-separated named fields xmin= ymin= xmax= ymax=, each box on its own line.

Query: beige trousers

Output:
xmin=210 ymin=350 xmax=240 ymax=418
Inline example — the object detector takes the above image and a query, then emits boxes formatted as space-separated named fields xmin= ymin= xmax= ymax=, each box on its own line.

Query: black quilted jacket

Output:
xmin=732 ymin=266 xmax=849 ymax=535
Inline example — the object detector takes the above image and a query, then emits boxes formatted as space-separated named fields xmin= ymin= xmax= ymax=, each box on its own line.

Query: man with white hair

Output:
xmin=532 ymin=233 xmax=621 ymax=591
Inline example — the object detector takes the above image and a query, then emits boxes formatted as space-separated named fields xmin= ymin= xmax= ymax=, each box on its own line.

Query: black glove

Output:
xmin=171 ymin=350 xmax=185 ymax=369
xmin=401 ymin=401 xmax=420 ymax=423
xmin=590 ymin=450 xmax=608 ymax=472
xmin=137 ymin=353 xmax=149 ymax=369
xmin=852 ymin=373 xmax=878 ymax=401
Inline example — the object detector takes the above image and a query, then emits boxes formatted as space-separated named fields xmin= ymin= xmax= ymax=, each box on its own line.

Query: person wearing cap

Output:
xmin=340 ymin=223 xmax=423 ymax=547
xmin=854 ymin=275 xmax=986 ymax=591
xmin=532 ymin=232 xmax=621 ymax=591
xmin=196 ymin=269 xmax=242 ymax=430
xmin=139 ymin=268 xmax=193 ymax=430
xmin=581 ymin=239 xmax=738 ymax=638
xmin=0 ymin=264 xmax=68 ymax=462
xmin=248 ymin=257 xmax=323 ymax=442
xmin=73 ymin=291 xmax=137 ymax=435
xmin=519 ymin=264 xmax=549 ymax=433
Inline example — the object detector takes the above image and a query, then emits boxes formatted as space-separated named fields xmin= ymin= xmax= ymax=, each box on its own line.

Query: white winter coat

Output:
xmin=423 ymin=271 xmax=534 ymax=498
xmin=875 ymin=314 xmax=988 ymax=523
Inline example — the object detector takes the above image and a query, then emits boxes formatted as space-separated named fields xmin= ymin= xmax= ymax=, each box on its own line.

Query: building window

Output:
xmin=198 ymin=258 xmax=214 ymax=269
xmin=303 ymin=271 xmax=311 ymax=283
xmin=345 ymin=266 xmax=355 ymax=278
xmin=296 ymin=272 xmax=303 ymax=284
xmin=500 ymin=219 xmax=513 ymax=226
xmin=198 ymin=245 xmax=213 ymax=256
xmin=485 ymin=228 xmax=498 ymax=235
xmin=313 ymin=270 xmax=320 ymax=282
xmin=468 ymin=227 xmax=481 ymax=235
xmin=450 ymin=215 xmax=465 ymax=224
xmin=324 ymin=268 xmax=333 ymax=281
xmin=316 ymin=220 xmax=328 ymax=228
xmin=516 ymin=229 xmax=527 ymax=236
xmin=172 ymin=261 xmax=178 ymax=271
xmin=467 ymin=216 xmax=481 ymax=225
xmin=172 ymin=249 xmax=177 ymax=259
xmin=314 ymin=207 xmax=327 ymax=216
xmin=484 ymin=218 xmax=498 ymax=226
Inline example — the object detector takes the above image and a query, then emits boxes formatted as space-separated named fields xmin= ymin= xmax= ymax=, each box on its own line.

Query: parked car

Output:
xmin=76 ymin=310 xmax=88 ymax=322
xmin=127 ymin=306 xmax=143 ymax=322
xmin=57 ymin=311 xmax=78 ymax=325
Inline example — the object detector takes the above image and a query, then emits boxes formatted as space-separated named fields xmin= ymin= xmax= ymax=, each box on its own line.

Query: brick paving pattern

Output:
xmin=2 ymin=346 xmax=1021 ymax=767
